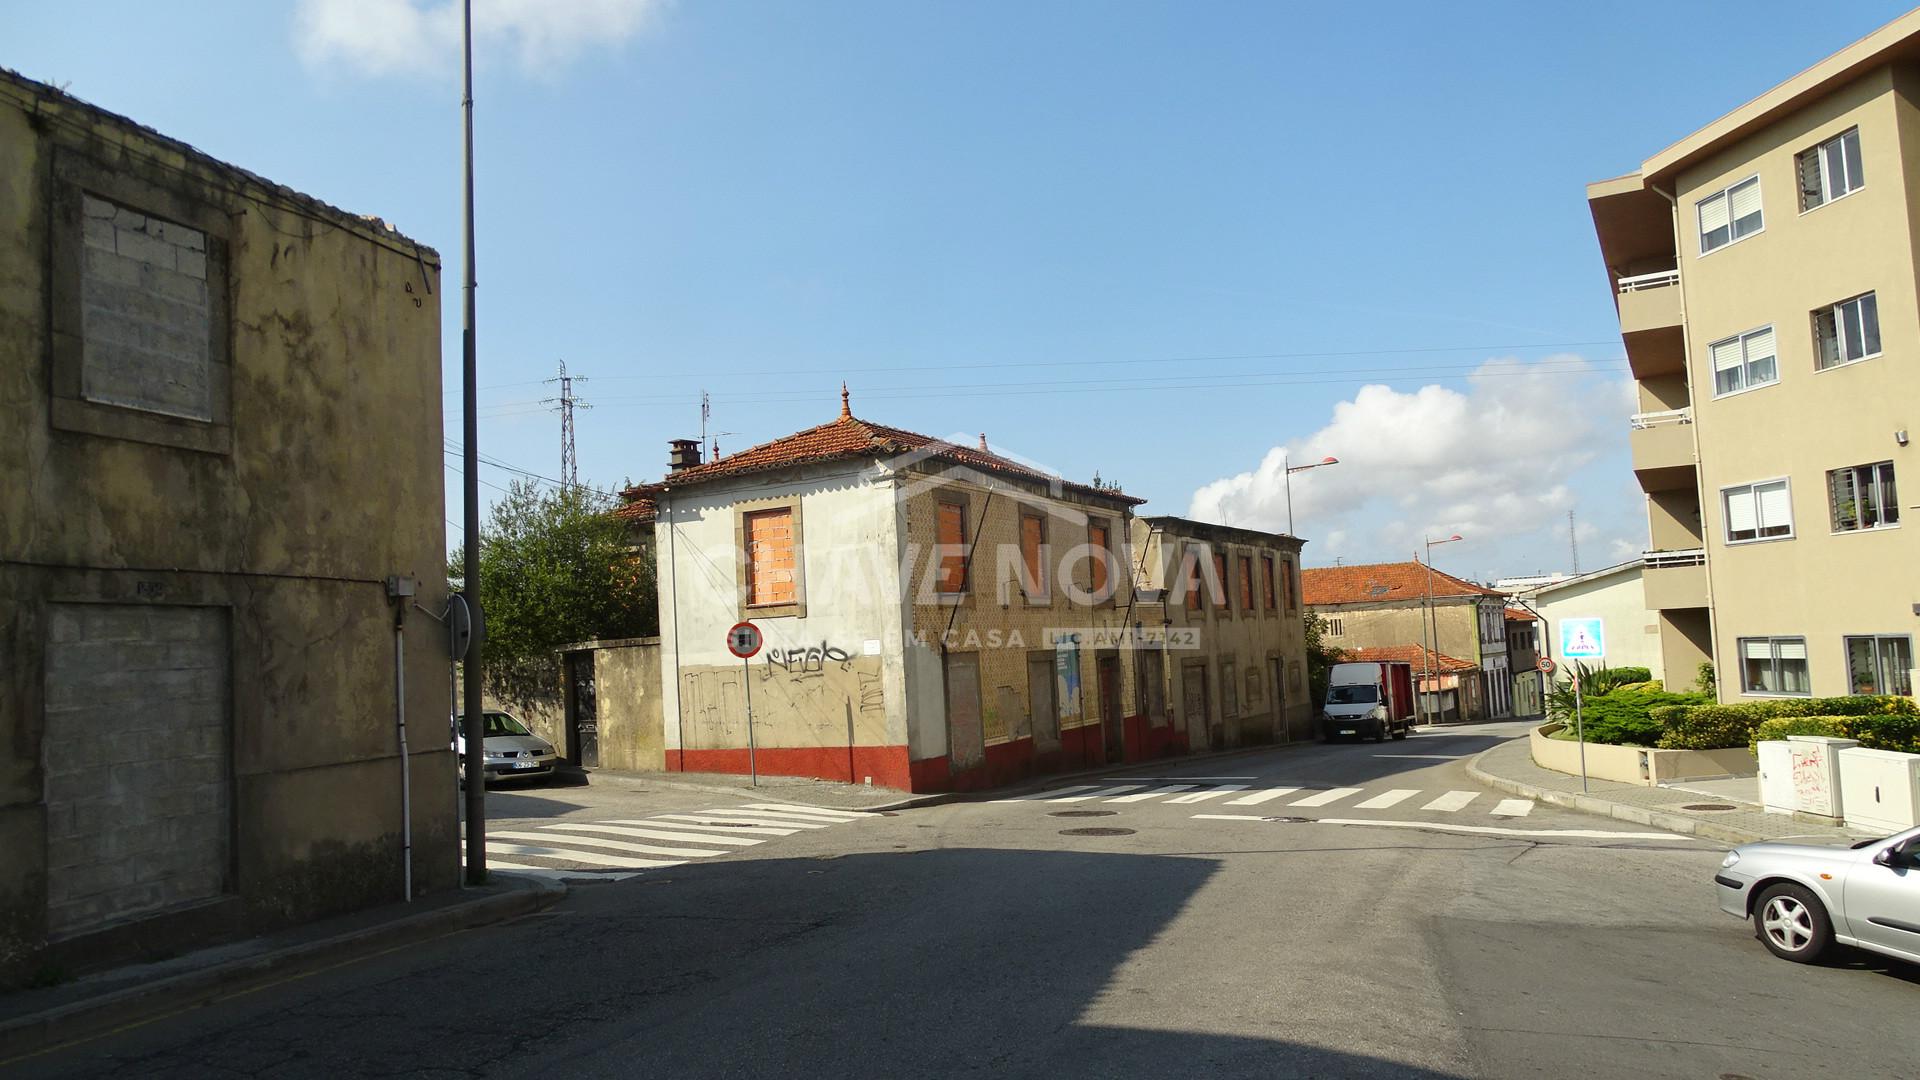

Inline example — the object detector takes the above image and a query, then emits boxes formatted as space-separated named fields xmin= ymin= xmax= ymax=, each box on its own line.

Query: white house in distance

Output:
xmin=1517 ymin=559 xmax=1668 ymax=682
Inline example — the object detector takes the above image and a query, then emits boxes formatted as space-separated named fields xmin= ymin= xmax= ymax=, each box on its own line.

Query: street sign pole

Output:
xmin=743 ymin=653 xmax=757 ymax=788
xmin=1559 ymin=617 xmax=1605 ymax=795
xmin=1574 ymin=673 xmax=1588 ymax=793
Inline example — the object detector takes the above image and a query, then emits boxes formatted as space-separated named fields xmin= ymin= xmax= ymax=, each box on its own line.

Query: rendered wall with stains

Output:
xmin=0 ymin=72 xmax=450 ymax=982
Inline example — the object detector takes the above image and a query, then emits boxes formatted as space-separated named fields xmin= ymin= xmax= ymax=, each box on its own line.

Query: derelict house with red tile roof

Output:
xmin=1302 ymin=560 xmax=1515 ymax=722
xmin=623 ymin=389 xmax=1160 ymax=792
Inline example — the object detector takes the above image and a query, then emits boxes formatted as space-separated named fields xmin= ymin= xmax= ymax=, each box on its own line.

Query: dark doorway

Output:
xmin=1098 ymin=654 xmax=1122 ymax=763
xmin=1270 ymin=657 xmax=1286 ymax=742
xmin=1028 ymin=652 xmax=1060 ymax=755
xmin=566 ymin=651 xmax=599 ymax=768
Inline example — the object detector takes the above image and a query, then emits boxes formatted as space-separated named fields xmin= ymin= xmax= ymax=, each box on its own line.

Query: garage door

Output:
xmin=43 ymin=604 xmax=230 ymax=937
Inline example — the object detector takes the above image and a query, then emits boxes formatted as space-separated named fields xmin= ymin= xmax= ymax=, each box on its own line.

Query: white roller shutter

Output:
xmin=1698 ymin=192 xmax=1730 ymax=236
xmin=1757 ymin=481 xmax=1793 ymax=532
xmin=1776 ymin=639 xmax=1808 ymax=661
xmin=1743 ymin=326 xmax=1775 ymax=364
xmin=1725 ymin=487 xmax=1759 ymax=535
xmin=1729 ymin=178 xmax=1763 ymax=229
xmin=1742 ymin=639 xmax=1773 ymax=660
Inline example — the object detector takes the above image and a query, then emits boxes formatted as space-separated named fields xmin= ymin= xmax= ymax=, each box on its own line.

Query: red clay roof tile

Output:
xmin=1302 ymin=560 xmax=1501 ymax=606
xmin=1344 ymin=644 xmax=1478 ymax=673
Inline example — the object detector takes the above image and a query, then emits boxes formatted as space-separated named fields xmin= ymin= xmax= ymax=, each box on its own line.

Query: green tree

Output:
xmin=449 ymin=479 xmax=657 ymax=706
xmin=1304 ymin=611 xmax=1346 ymax=707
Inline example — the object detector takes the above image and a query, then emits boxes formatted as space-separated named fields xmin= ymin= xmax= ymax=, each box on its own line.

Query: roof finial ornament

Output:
xmin=839 ymin=382 xmax=851 ymax=419
xmin=978 ymin=432 xmax=988 ymax=451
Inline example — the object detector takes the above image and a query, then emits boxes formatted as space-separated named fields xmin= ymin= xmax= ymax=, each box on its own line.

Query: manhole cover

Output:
xmin=1060 ymin=827 xmax=1136 ymax=837
xmin=1682 ymin=803 xmax=1739 ymax=812
xmin=1050 ymin=809 xmax=1118 ymax=818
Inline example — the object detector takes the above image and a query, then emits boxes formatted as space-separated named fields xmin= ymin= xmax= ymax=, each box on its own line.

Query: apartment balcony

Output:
xmin=1629 ymin=407 xmax=1696 ymax=492
xmin=1642 ymin=548 xmax=1709 ymax=611
xmin=1617 ymin=270 xmax=1686 ymax=379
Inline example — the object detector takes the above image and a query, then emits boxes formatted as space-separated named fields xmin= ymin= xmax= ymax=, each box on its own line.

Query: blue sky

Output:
xmin=12 ymin=1 xmax=1915 ymax=582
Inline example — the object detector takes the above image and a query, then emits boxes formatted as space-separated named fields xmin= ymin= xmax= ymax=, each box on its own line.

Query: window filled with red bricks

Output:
xmin=1213 ymin=552 xmax=1229 ymax=612
xmin=1283 ymin=558 xmax=1297 ymax=613
xmin=1020 ymin=514 xmax=1045 ymax=596
xmin=1238 ymin=556 xmax=1254 ymax=612
xmin=937 ymin=502 xmax=968 ymax=593
xmin=745 ymin=508 xmax=797 ymax=606
xmin=1184 ymin=550 xmax=1203 ymax=611
xmin=1261 ymin=555 xmax=1277 ymax=610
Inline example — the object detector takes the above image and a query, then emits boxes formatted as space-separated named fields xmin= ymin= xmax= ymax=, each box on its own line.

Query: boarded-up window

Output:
xmin=1183 ymin=548 xmax=1203 ymax=611
xmin=1213 ymin=552 xmax=1230 ymax=612
xmin=937 ymin=501 xmax=968 ymax=593
xmin=1238 ymin=557 xmax=1254 ymax=612
xmin=1261 ymin=555 xmax=1277 ymax=610
xmin=1283 ymin=558 xmax=1298 ymax=612
xmin=1089 ymin=520 xmax=1110 ymax=596
xmin=744 ymin=508 xmax=797 ymax=606
xmin=1020 ymin=514 xmax=1045 ymax=597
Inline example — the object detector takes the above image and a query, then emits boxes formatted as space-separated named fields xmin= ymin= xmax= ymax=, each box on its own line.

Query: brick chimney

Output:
xmin=668 ymin=438 xmax=702 ymax=472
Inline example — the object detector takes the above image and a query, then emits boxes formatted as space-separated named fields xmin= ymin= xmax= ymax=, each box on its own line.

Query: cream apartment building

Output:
xmin=1588 ymin=12 xmax=1920 ymax=702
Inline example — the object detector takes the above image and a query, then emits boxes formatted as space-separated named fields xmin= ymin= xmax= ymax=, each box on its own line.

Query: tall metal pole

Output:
xmin=1283 ymin=451 xmax=1294 ymax=537
xmin=1421 ymin=547 xmax=1435 ymax=728
xmin=743 ymin=654 xmax=758 ymax=787
xmin=460 ymin=0 xmax=486 ymax=885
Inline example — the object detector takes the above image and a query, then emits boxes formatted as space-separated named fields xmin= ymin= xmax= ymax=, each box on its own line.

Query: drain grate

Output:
xmin=1050 ymin=809 xmax=1118 ymax=818
xmin=1682 ymin=803 xmax=1739 ymax=812
xmin=1060 ymin=827 xmax=1137 ymax=837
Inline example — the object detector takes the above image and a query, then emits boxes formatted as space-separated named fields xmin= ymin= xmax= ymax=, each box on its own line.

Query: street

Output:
xmin=15 ymin=723 xmax=1918 ymax=1079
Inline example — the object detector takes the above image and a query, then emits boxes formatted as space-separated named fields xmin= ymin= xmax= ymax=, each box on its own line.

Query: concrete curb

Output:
xmin=1464 ymin=745 xmax=1761 ymax=846
xmin=0 ymin=875 xmax=565 ymax=1063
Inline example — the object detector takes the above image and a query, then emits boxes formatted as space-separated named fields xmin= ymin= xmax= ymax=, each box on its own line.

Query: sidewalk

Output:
xmin=1467 ymin=736 xmax=1869 ymax=846
xmin=0 ymin=873 xmax=563 ymax=1063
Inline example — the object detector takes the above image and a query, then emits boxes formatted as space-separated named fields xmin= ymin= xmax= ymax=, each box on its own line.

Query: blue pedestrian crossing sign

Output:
xmin=1560 ymin=618 xmax=1606 ymax=660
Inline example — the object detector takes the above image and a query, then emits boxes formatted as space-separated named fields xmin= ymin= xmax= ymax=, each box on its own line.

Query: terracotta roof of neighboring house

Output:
xmin=1504 ymin=607 xmax=1535 ymax=622
xmin=626 ymin=389 xmax=1144 ymax=505
xmin=1302 ymin=561 xmax=1502 ymax=606
xmin=1345 ymin=644 xmax=1478 ymax=674
xmin=612 ymin=494 xmax=656 ymax=524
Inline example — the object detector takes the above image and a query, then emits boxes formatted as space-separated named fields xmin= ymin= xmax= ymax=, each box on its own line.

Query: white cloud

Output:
xmin=294 ymin=0 xmax=665 ymax=78
xmin=1189 ymin=355 xmax=1636 ymax=573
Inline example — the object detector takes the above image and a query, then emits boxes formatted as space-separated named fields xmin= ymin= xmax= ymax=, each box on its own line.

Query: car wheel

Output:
xmin=1391 ymin=722 xmax=1409 ymax=740
xmin=1753 ymin=882 xmax=1833 ymax=963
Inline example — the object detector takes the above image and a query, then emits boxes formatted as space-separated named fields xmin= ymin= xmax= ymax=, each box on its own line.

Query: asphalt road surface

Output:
xmin=15 ymin=723 xmax=1918 ymax=1079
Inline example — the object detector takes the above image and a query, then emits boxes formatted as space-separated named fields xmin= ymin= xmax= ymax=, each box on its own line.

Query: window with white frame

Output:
xmin=1709 ymin=326 xmax=1778 ymax=397
xmin=1845 ymin=635 xmax=1912 ymax=696
xmin=1813 ymin=292 xmax=1880 ymax=369
xmin=1827 ymin=460 xmax=1898 ymax=532
xmin=1797 ymin=127 xmax=1863 ymax=211
xmin=1698 ymin=177 xmax=1763 ymax=253
xmin=1723 ymin=479 xmax=1792 ymax=543
xmin=1740 ymin=637 xmax=1810 ymax=696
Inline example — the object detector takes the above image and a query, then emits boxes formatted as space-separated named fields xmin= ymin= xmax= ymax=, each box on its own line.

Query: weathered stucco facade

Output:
xmin=0 ymin=71 xmax=451 ymax=982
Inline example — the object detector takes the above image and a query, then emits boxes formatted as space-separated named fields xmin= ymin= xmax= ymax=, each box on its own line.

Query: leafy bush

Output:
xmin=1857 ymin=711 xmax=1920 ymax=754
xmin=1697 ymin=662 xmax=1716 ymax=695
xmin=1659 ymin=695 xmax=1920 ymax=750
xmin=1551 ymin=684 xmax=1711 ymax=747
xmin=1749 ymin=715 xmax=1847 ymax=751
xmin=1546 ymin=663 xmax=1662 ymax=721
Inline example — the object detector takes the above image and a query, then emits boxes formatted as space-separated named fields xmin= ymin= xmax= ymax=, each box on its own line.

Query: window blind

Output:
xmin=1757 ymin=481 xmax=1792 ymax=530
xmin=1710 ymin=338 xmax=1742 ymax=372
xmin=1742 ymin=639 xmax=1772 ymax=660
xmin=1729 ymin=179 xmax=1762 ymax=227
xmin=1777 ymin=639 xmax=1807 ymax=661
xmin=1726 ymin=487 xmax=1759 ymax=534
xmin=1744 ymin=326 xmax=1775 ymax=365
xmin=1698 ymin=192 xmax=1730 ymax=234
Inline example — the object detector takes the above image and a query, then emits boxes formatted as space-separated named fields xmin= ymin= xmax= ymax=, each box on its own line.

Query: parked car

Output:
xmin=452 ymin=710 xmax=559 ymax=785
xmin=1320 ymin=661 xmax=1415 ymax=742
xmin=1713 ymin=826 xmax=1920 ymax=964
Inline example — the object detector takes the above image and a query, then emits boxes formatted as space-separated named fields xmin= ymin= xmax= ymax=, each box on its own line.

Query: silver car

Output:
xmin=1714 ymin=825 xmax=1920 ymax=964
xmin=452 ymin=710 xmax=560 ymax=785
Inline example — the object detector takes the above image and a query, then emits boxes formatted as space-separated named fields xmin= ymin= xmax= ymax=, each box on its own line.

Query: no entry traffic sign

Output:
xmin=727 ymin=621 xmax=763 ymax=659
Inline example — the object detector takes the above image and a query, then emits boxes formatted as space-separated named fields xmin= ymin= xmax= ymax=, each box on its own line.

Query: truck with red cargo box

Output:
xmin=1319 ymin=661 xmax=1415 ymax=741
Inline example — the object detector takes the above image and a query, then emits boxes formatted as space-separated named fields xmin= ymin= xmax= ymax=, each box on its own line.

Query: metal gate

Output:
xmin=566 ymin=651 xmax=599 ymax=768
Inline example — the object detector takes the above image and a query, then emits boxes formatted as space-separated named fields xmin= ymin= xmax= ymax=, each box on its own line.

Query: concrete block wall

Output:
xmin=78 ymin=194 xmax=213 ymax=421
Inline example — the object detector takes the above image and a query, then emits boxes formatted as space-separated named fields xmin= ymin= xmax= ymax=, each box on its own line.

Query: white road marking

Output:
xmin=716 ymin=809 xmax=855 ymax=826
xmin=1043 ymin=785 xmax=1146 ymax=803
xmin=489 ymin=842 xmax=684 ymax=869
xmin=994 ymin=785 xmax=1103 ymax=803
xmin=1372 ymin=754 xmax=1458 ymax=760
xmin=620 ymin=817 xmax=802 ymax=836
xmin=1224 ymin=787 xmax=1301 ymax=806
xmin=486 ymin=861 xmax=642 ymax=882
xmin=542 ymin=822 xmax=764 ymax=846
xmin=1189 ymin=814 xmax=1686 ymax=840
xmin=1289 ymin=788 xmax=1363 ymax=807
xmin=654 ymin=812 xmax=831 ymax=830
xmin=1490 ymin=799 xmax=1535 ymax=818
xmin=1421 ymin=790 xmax=1479 ymax=813
xmin=494 ymin=831 xmax=729 ymax=859
xmin=1107 ymin=784 xmax=1199 ymax=803
xmin=1354 ymin=789 xmax=1419 ymax=810
xmin=739 ymin=803 xmax=874 ymax=820
xmin=1100 ymin=776 xmax=1255 ymax=781
xmin=1166 ymin=785 xmax=1250 ymax=804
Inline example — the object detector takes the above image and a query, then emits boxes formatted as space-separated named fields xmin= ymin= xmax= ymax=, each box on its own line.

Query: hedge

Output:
xmin=1747 ymin=713 xmax=1920 ymax=755
xmin=1657 ymin=695 xmax=1920 ymax=750
xmin=1551 ymin=685 xmax=1711 ymax=747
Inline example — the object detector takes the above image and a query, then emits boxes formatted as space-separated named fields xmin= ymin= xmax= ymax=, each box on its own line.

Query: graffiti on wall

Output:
xmin=682 ymin=651 xmax=889 ymax=750
xmin=764 ymin=641 xmax=854 ymax=680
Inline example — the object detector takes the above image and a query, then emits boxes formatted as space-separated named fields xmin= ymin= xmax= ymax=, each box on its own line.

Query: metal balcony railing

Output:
xmin=1643 ymin=548 xmax=1706 ymax=569
xmin=1617 ymin=269 xmax=1680 ymax=293
xmin=1629 ymin=407 xmax=1692 ymax=430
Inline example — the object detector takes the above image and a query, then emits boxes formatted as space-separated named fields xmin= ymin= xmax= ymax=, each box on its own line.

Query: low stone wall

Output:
xmin=1530 ymin=723 xmax=1756 ymax=787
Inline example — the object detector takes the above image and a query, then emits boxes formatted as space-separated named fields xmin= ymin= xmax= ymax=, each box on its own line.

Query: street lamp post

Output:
xmin=1283 ymin=453 xmax=1340 ymax=536
xmin=1421 ymin=533 xmax=1464 ymax=728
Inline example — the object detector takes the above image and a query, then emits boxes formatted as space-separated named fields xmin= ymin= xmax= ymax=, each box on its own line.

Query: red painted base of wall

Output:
xmin=665 ymin=746 xmax=912 ymax=792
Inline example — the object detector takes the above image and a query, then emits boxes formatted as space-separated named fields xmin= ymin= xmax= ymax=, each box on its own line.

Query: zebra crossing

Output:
xmin=471 ymin=802 xmax=875 ymax=881
xmin=997 ymin=781 xmax=1534 ymax=818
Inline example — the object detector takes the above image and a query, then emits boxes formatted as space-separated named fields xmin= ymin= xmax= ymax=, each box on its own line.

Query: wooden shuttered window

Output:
xmin=1282 ymin=558 xmax=1297 ymax=613
xmin=1184 ymin=549 xmax=1203 ymax=611
xmin=1212 ymin=552 xmax=1229 ymax=612
xmin=1089 ymin=521 xmax=1110 ymax=596
xmin=1238 ymin=557 xmax=1254 ymax=612
xmin=1261 ymin=555 xmax=1277 ymax=610
xmin=744 ymin=508 xmax=797 ymax=607
xmin=937 ymin=501 xmax=969 ymax=593
xmin=1020 ymin=514 xmax=1045 ymax=597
